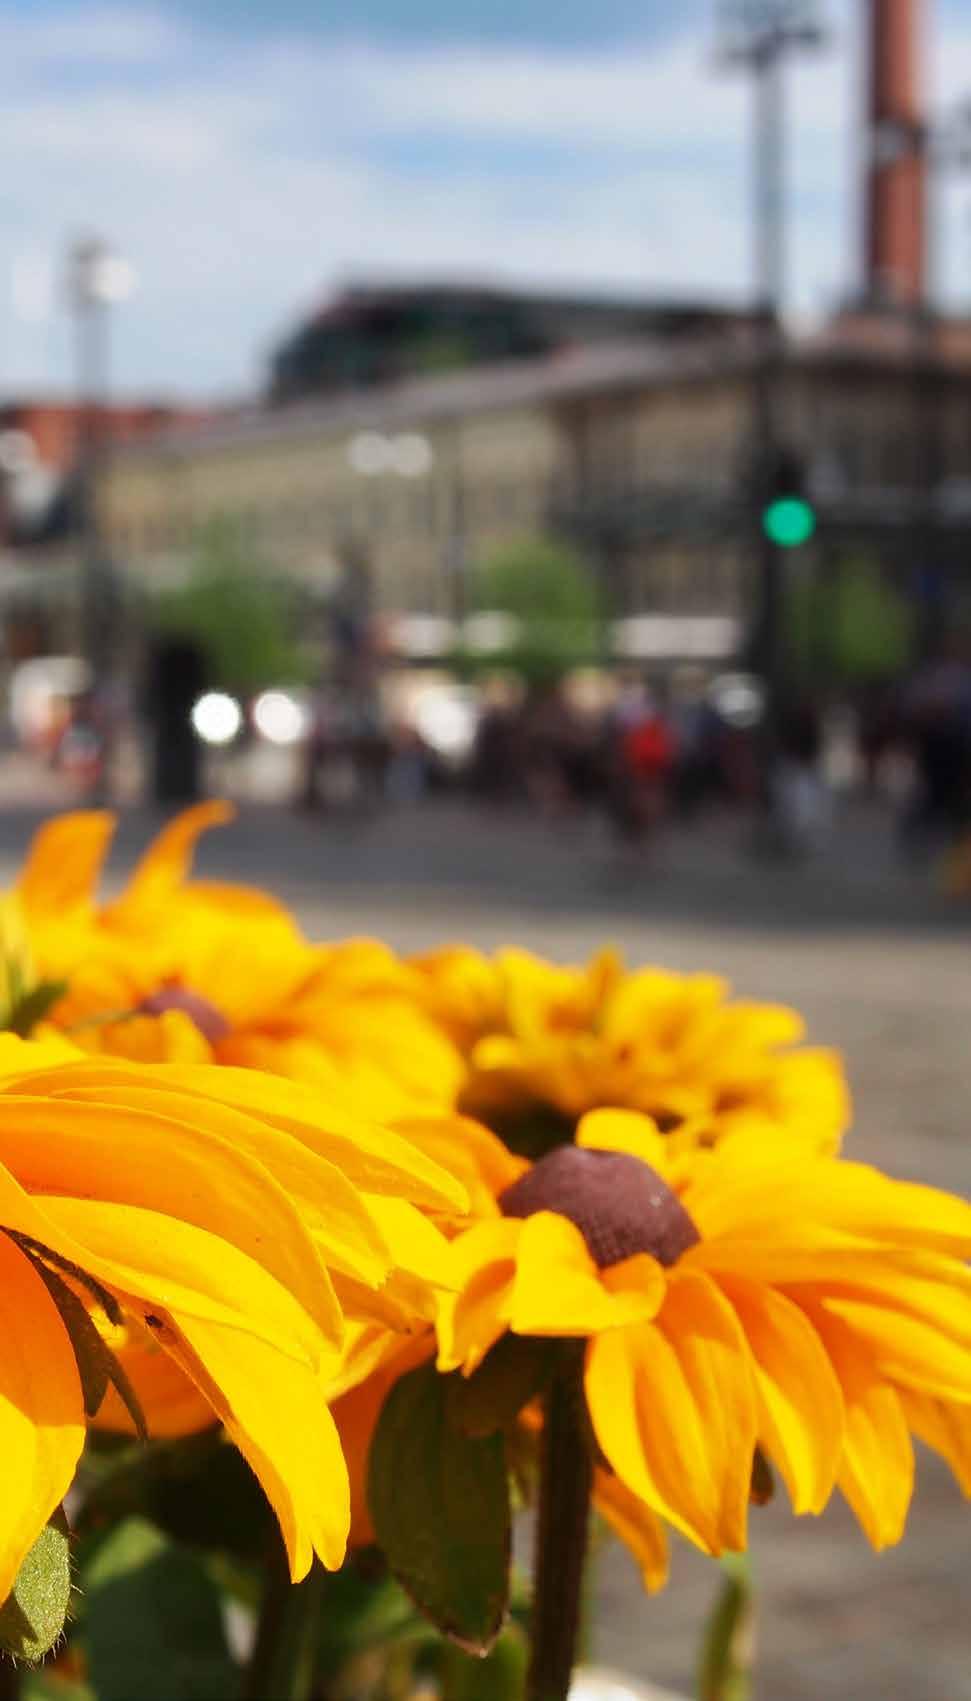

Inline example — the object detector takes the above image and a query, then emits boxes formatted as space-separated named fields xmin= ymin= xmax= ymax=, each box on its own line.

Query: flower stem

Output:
xmin=526 ymin=1348 xmax=593 ymax=1701
xmin=243 ymin=1538 xmax=325 ymax=1701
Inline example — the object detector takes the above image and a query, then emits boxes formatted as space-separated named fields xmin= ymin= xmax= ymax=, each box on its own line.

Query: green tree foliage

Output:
xmin=148 ymin=519 xmax=311 ymax=692
xmin=788 ymin=555 xmax=914 ymax=682
xmin=461 ymin=535 xmax=605 ymax=685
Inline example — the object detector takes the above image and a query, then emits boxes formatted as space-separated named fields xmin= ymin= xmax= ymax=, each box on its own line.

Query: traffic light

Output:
xmin=761 ymin=447 xmax=816 ymax=548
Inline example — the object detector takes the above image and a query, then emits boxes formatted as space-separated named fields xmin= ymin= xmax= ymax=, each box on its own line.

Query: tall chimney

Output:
xmin=864 ymin=0 xmax=927 ymax=309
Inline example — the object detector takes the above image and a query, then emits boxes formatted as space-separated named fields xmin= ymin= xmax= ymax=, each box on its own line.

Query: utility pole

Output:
xmin=67 ymin=236 xmax=133 ymax=683
xmin=716 ymin=2 xmax=826 ymax=762
xmin=916 ymin=96 xmax=971 ymax=652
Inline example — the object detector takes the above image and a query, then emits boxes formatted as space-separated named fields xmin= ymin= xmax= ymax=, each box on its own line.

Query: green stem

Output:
xmin=243 ymin=1539 xmax=325 ymax=1701
xmin=526 ymin=1352 xmax=593 ymax=1701
xmin=697 ymin=1553 xmax=756 ymax=1701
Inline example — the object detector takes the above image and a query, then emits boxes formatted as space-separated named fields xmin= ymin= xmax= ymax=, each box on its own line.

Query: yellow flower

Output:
xmin=0 ymin=1035 xmax=467 ymax=1599
xmin=412 ymin=945 xmax=849 ymax=1153
xmin=14 ymin=807 xmax=462 ymax=1107
xmin=438 ymin=1109 xmax=971 ymax=1587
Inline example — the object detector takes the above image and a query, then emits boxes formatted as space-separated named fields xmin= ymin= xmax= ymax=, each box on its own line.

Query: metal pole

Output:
xmin=446 ymin=438 xmax=467 ymax=628
xmin=912 ymin=129 xmax=941 ymax=659
xmin=751 ymin=40 xmax=785 ymax=758
xmin=75 ymin=283 xmax=110 ymax=675
xmin=70 ymin=236 xmax=126 ymax=805
xmin=754 ymin=40 xmax=785 ymax=321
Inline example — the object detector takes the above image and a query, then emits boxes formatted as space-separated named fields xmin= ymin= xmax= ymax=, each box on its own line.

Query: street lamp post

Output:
xmin=716 ymin=1 xmax=827 ymax=811
xmin=67 ymin=235 xmax=134 ymax=685
xmin=914 ymin=97 xmax=971 ymax=651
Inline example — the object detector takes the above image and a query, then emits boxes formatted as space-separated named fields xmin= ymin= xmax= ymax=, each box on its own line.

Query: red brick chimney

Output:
xmin=865 ymin=0 xmax=927 ymax=309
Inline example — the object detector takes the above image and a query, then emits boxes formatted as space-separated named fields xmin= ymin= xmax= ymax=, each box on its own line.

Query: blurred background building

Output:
xmin=2 ymin=0 xmax=970 ymax=694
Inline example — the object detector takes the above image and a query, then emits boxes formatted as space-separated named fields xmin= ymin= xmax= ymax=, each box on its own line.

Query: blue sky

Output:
xmin=2 ymin=0 xmax=970 ymax=399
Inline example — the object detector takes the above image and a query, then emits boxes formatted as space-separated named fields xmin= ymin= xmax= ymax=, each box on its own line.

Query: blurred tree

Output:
xmin=788 ymin=554 xmax=914 ymax=682
xmin=459 ymin=535 xmax=605 ymax=686
xmin=148 ymin=518 xmax=312 ymax=693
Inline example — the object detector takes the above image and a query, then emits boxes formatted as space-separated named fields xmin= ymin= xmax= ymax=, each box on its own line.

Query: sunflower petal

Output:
xmin=29 ymin=1080 xmax=393 ymax=1293
xmin=34 ymin=1196 xmax=337 ymax=1371
xmin=839 ymin=1384 xmax=914 ymax=1550
xmin=17 ymin=812 xmax=114 ymax=916
xmin=108 ymin=802 xmax=234 ymax=916
xmin=437 ymin=1220 xmax=521 ymax=1373
xmin=154 ymin=1309 xmax=350 ymax=1578
xmin=898 ymin=1391 xmax=971 ymax=1496
xmin=575 ymin=1109 xmax=668 ymax=1172
xmin=0 ymin=1093 xmax=345 ymax=1344
xmin=118 ymin=1065 xmax=469 ymax=1214
xmin=822 ymin=1295 xmax=971 ymax=1403
xmin=507 ymin=1213 xmax=662 ymax=1337
xmin=593 ymin=1467 xmax=669 ymax=1593
xmin=799 ymin=1299 xmax=915 ymax=1549
xmin=0 ymin=1234 xmax=85 ymax=1602
xmin=585 ymin=1272 xmax=756 ymax=1557
xmin=720 ymin=1275 xmax=844 ymax=1514
xmin=689 ymin=1158 xmax=971 ymax=1260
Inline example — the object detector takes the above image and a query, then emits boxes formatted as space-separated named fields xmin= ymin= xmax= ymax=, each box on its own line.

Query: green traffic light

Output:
xmin=762 ymin=496 xmax=816 ymax=548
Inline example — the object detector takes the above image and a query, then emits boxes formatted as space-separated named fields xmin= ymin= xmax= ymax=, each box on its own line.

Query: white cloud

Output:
xmin=0 ymin=4 xmax=181 ymax=69
xmin=1 ymin=0 xmax=968 ymax=396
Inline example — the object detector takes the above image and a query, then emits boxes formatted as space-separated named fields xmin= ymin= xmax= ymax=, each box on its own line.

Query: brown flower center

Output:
xmin=499 ymin=1145 xmax=700 ymax=1270
xmin=139 ymin=985 xmax=230 ymax=1044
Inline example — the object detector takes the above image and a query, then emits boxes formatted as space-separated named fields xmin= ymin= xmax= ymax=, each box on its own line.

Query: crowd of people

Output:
xmin=21 ymin=633 xmax=971 ymax=883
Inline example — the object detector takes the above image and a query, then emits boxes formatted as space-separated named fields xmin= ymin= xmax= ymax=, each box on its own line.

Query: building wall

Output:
xmin=97 ymin=354 xmax=971 ymax=640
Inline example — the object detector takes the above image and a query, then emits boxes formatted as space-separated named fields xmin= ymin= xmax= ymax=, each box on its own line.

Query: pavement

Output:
xmin=0 ymin=771 xmax=969 ymax=1700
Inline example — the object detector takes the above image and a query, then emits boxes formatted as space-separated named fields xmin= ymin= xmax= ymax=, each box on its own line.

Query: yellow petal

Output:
xmin=361 ymin=1195 xmax=454 ymax=1290
xmin=507 ymin=1213 xmax=663 ymax=1337
xmin=0 ymin=1092 xmax=343 ymax=1346
xmin=689 ymin=1157 xmax=971 ymax=1260
xmin=593 ymin=1468 xmax=669 ymax=1594
xmin=123 ymin=1064 xmax=469 ymax=1215
xmin=799 ymin=1299 xmax=914 ymax=1550
xmin=839 ymin=1384 xmax=914 ymax=1550
xmin=719 ymin=1275 xmax=844 ymax=1514
xmin=821 ymin=1296 xmax=971 ymax=1404
xmin=30 ymin=1076 xmax=393 ymax=1294
xmin=585 ymin=1271 xmax=757 ymax=1556
xmin=17 ymin=811 xmax=114 ymax=917
xmin=898 ymin=1391 xmax=971 ymax=1497
xmin=154 ymin=1308 xmax=350 ymax=1578
xmin=390 ymin=1114 xmax=528 ymax=1215
xmin=35 ymin=1196 xmax=338 ymax=1372
xmin=95 ymin=1327 xmax=215 ymax=1437
xmin=436 ymin=1220 xmax=522 ymax=1373
xmin=108 ymin=802 xmax=234 ymax=915
xmin=575 ymin=1109 xmax=668 ymax=1173
xmin=0 ymin=1233 xmax=86 ymax=1602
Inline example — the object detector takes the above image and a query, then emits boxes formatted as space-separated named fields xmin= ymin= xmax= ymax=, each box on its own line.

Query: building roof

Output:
xmin=110 ymin=316 xmax=971 ymax=469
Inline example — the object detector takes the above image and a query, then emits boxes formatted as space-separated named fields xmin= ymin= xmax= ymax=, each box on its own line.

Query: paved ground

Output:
xmin=1 ymin=778 xmax=969 ymax=1700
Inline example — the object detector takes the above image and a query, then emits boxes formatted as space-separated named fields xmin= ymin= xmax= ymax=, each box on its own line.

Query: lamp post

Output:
xmin=67 ymin=235 xmax=134 ymax=684
xmin=716 ymin=2 xmax=827 ymax=815
xmin=914 ymin=96 xmax=971 ymax=650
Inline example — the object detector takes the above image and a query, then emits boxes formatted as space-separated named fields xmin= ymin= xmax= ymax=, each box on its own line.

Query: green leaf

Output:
xmin=447 ymin=1335 xmax=555 ymax=1438
xmin=4 ymin=981 xmax=69 ymax=1038
xmin=0 ymin=1509 xmax=72 ymax=1663
xmin=368 ymin=1361 xmax=511 ymax=1654
xmin=437 ymin=1628 xmax=528 ymax=1700
xmin=80 ymin=1518 xmax=239 ymax=1701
